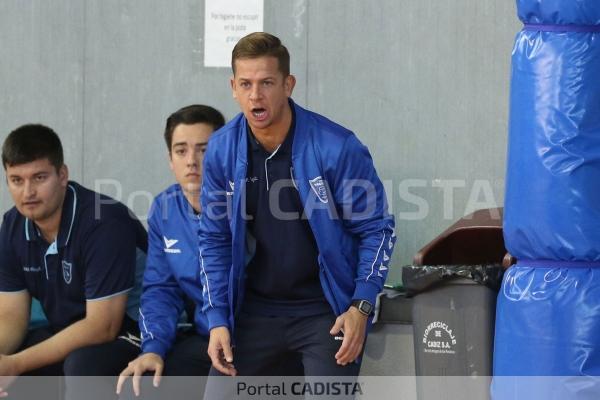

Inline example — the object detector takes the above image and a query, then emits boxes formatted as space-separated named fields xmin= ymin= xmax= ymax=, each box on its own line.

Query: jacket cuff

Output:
xmin=141 ymin=339 xmax=169 ymax=359
xmin=206 ymin=307 xmax=230 ymax=330
xmin=352 ymin=280 xmax=382 ymax=307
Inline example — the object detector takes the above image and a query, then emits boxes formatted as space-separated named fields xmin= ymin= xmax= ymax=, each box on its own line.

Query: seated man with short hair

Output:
xmin=0 ymin=124 xmax=146 ymax=396
xmin=116 ymin=105 xmax=225 ymax=397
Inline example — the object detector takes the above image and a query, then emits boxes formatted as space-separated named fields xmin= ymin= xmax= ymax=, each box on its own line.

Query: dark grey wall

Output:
xmin=0 ymin=1 xmax=520 ymax=282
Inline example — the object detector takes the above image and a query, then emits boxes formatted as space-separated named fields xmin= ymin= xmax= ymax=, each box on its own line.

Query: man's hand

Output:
xmin=330 ymin=306 xmax=368 ymax=365
xmin=0 ymin=354 xmax=20 ymax=397
xmin=207 ymin=327 xmax=236 ymax=376
xmin=116 ymin=352 xmax=164 ymax=397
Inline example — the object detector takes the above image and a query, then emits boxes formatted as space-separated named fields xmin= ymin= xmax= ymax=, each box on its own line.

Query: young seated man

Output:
xmin=116 ymin=105 xmax=225 ymax=397
xmin=0 ymin=124 xmax=147 ymax=396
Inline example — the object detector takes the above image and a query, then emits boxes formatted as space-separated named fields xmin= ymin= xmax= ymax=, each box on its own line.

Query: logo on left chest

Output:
xmin=309 ymin=176 xmax=329 ymax=204
xmin=62 ymin=260 xmax=73 ymax=284
xmin=163 ymin=236 xmax=182 ymax=254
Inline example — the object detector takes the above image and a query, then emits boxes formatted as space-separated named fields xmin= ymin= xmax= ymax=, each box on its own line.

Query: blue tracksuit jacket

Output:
xmin=199 ymin=99 xmax=396 ymax=332
xmin=139 ymin=184 xmax=209 ymax=358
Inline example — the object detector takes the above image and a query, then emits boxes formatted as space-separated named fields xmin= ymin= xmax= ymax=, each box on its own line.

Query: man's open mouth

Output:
xmin=252 ymin=108 xmax=267 ymax=119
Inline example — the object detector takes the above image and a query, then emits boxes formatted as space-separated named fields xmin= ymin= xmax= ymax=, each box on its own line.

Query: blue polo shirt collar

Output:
xmin=25 ymin=184 xmax=78 ymax=248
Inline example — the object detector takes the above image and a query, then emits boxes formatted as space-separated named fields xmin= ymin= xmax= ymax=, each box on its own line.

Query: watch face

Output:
xmin=360 ymin=301 xmax=373 ymax=314
xmin=352 ymin=300 xmax=373 ymax=315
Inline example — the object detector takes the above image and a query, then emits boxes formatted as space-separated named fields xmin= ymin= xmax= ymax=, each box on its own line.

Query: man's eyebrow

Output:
xmin=8 ymin=170 xmax=47 ymax=179
xmin=238 ymin=75 xmax=277 ymax=81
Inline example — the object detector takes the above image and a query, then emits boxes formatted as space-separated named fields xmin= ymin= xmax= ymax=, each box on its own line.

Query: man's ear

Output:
xmin=168 ymin=150 xmax=175 ymax=173
xmin=285 ymin=74 xmax=296 ymax=97
xmin=231 ymin=76 xmax=237 ymax=99
xmin=59 ymin=164 xmax=69 ymax=187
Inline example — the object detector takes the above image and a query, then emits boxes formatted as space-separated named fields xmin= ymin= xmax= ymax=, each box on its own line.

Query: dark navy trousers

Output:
xmin=222 ymin=311 xmax=360 ymax=377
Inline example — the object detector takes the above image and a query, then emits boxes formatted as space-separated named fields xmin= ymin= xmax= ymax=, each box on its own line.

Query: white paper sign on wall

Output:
xmin=204 ymin=0 xmax=264 ymax=68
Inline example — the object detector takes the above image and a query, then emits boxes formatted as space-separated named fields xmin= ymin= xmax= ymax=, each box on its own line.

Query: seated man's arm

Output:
xmin=0 ymin=291 xmax=31 ymax=355
xmin=9 ymin=293 xmax=127 ymax=374
xmin=7 ymin=216 xmax=141 ymax=375
xmin=136 ymin=198 xmax=185 ymax=359
xmin=117 ymin=198 xmax=186 ymax=396
xmin=0 ymin=216 xmax=32 ymax=356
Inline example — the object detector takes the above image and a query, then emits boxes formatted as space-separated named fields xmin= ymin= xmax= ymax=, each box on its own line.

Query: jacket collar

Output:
xmin=289 ymin=99 xmax=308 ymax=161
xmin=237 ymin=119 xmax=249 ymax=165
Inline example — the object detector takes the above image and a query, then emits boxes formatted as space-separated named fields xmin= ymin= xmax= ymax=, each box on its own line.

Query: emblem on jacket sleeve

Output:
xmin=309 ymin=176 xmax=329 ymax=204
xmin=226 ymin=180 xmax=235 ymax=196
xmin=62 ymin=260 xmax=73 ymax=284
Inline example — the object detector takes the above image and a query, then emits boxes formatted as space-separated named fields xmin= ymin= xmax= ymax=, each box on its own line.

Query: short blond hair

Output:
xmin=232 ymin=32 xmax=290 ymax=76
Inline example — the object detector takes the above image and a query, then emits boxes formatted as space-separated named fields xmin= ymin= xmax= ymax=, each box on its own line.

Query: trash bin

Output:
xmin=403 ymin=208 xmax=507 ymax=400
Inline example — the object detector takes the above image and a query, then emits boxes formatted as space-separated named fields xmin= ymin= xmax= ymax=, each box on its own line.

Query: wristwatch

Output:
xmin=351 ymin=299 xmax=374 ymax=316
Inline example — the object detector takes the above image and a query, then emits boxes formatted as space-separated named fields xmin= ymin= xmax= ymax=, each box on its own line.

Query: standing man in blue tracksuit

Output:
xmin=116 ymin=105 xmax=225 ymax=396
xmin=199 ymin=32 xmax=395 ymax=378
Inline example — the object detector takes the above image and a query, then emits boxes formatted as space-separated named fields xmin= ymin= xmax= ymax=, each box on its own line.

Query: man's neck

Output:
xmin=38 ymin=220 xmax=60 ymax=244
xmin=183 ymin=190 xmax=201 ymax=214
xmin=251 ymin=102 xmax=293 ymax=153
xmin=36 ymin=204 xmax=65 ymax=244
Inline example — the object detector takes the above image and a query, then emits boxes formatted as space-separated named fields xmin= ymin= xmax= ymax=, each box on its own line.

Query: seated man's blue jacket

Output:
xmin=199 ymin=99 xmax=396 ymax=332
xmin=139 ymin=184 xmax=209 ymax=358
